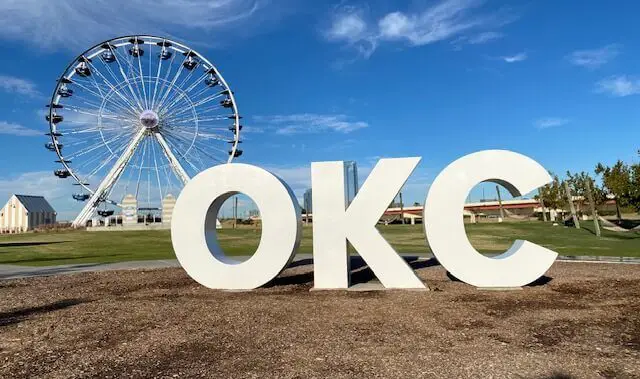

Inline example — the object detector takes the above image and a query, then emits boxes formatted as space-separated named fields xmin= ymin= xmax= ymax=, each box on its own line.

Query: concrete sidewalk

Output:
xmin=0 ymin=260 xmax=181 ymax=280
xmin=0 ymin=254 xmax=314 ymax=280
xmin=0 ymin=254 xmax=639 ymax=281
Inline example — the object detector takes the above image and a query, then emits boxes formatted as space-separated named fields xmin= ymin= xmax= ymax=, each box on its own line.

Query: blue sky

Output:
xmin=0 ymin=0 xmax=639 ymax=220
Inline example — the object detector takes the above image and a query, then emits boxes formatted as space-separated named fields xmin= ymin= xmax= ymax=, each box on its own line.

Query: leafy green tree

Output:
xmin=536 ymin=173 xmax=566 ymax=210
xmin=566 ymin=171 xmax=606 ymax=207
xmin=565 ymin=171 xmax=606 ymax=219
xmin=595 ymin=160 xmax=632 ymax=219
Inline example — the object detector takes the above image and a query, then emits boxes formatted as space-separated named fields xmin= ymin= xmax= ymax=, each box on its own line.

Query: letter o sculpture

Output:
xmin=171 ymin=163 xmax=302 ymax=289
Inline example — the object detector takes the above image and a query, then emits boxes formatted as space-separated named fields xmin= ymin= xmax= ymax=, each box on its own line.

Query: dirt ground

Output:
xmin=0 ymin=259 xmax=639 ymax=378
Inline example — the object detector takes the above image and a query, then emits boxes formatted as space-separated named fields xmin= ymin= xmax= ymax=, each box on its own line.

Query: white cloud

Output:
xmin=501 ymin=52 xmax=527 ymax=63
xmin=378 ymin=12 xmax=413 ymax=41
xmin=0 ymin=75 xmax=40 ymax=97
xmin=451 ymin=31 xmax=502 ymax=50
xmin=325 ymin=0 xmax=516 ymax=58
xmin=0 ymin=121 xmax=42 ymax=136
xmin=326 ymin=6 xmax=368 ymax=42
xmin=596 ymin=75 xmax=640 ymax=97
xmin=0 ymin=0 xmax=270 ymax=49
xmin=242 ymin=126 xmax=266 ymax=134
xmin=325 ymin=6 xmax=377 ymax=58
xmin=467 ymin=31 xmax=503 ymax=44
xmin=534 ymin=118 xmax=569 ymax=130
xmin=567 ymin=44 xmax=620 ymax=69
xmin=378 ymin=1 xmax=484 ymax=45
xmin=268 ymin=165 xmax=310 ymax=188
xmin=260 ymin=164 xmax=311 ymax=203
xmin=253 ymin=114 xmax=369 ymax=134
xmin=0 ymin=172 xmax=67 ymax=200
xmin=0 ymin=171 xmax=81 ymax=221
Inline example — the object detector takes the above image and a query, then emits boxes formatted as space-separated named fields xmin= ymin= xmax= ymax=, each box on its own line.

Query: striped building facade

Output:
xmin=0 ymin=195 xmax=57 ymax=233
xmin=161 ymin=194 xmax=176 ymax=225
xmin=121 ymin=194 xmax=138 ymax=225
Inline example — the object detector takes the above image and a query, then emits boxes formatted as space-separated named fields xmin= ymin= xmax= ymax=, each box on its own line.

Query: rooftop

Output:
xmin=13 ymin=195 xmax=56 ymax=213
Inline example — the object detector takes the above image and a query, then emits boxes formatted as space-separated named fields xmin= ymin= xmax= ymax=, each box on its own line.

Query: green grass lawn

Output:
xmin=0 ymin=222 xmax=639 ymax=266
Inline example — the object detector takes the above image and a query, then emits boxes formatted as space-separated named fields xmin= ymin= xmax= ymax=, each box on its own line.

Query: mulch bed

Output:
xmin=0 ymin=260 xmax=639 ymax=378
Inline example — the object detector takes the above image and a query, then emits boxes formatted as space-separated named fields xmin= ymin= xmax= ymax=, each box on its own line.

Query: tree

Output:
xmin=594 ymin=148 xmax=640 ymax=215
xmin=566 ymin=171 xmax=606 ymax=207
xmin=536 ymin=173 xmax=566 ymax=210
xmin=389 ymin=201 xmax=402 ymax=208
xmin=630 ymin=159 xmax=640 ymax=212
xmin=595 ymin=160 xmax=633 ymax=219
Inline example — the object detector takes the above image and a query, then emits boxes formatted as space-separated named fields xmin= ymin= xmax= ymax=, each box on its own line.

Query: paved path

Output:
xmin=0 ymin=260 xmax=181 ymax=280
xmin=0 ymin=254 xmax=639 ymax=281
xmin=0 ymin=254 xmax=314 ymax=281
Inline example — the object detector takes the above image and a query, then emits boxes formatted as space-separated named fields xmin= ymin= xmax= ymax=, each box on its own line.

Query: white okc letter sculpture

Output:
xmin=423 ymin=150 xmax=558 ymax=288
xmin=312 ymin=158 xmax=425 ymax=289
xmin=171 ymin=164 xmax=301 ymax=289
xmin=171 ymin=150 xmax=560 ymax=291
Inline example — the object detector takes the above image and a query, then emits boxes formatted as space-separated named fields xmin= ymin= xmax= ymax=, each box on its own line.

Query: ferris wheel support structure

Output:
xmin=72 ymin=127 xmax=147 ymax=226
xmin=154 ymin=132 xmax=191 ymax=185
xmin=72 ymin=128 xmax=197 ymax=227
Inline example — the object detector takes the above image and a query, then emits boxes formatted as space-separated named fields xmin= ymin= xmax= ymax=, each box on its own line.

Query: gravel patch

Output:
xmin=0 ymin=260 xmax=639 ymax=378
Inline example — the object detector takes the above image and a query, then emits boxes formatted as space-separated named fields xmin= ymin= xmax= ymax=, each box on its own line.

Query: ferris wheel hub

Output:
xmin=139 ymin=109 xmax=159 ymax=129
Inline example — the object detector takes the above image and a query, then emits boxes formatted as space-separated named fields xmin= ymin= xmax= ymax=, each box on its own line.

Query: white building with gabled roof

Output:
xmin=0 ymin=195 xmax=57 ymax=233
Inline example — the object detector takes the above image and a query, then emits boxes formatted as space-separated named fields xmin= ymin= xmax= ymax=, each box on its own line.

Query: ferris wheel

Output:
xmin=46 ymin=35 xmax=242 ymax=227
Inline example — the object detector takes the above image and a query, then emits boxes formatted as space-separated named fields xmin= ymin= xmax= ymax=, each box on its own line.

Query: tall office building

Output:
xmin=303 ymin=162 xmax=357 ymax=215
xmin=344 ymin=161 xmax=359 ymax=205
xmin=303 ymin=188 xmax=313 ymax=214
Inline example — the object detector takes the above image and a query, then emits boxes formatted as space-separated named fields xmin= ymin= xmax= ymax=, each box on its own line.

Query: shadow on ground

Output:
xmin=272 ymin=256 xmax=554 ymax=288
xmin=0 ymin=299 xmax=89 ymax=327
xmin=539 ymin=373 xmax=575 ymax=379
xmin=267 ymin=256 xmax=441 ymax=288
xmin=445 ymin=271 xmax=553 ymax=287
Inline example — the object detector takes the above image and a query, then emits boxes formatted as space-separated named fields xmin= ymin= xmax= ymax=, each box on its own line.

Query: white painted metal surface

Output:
xmin=171 ymin=164 xmax=301 ymax=289
xmin=311 ymin=158 xmax=426 ymax=289
xmin=154 ymin=132 xmax=191 ymax=185
xmin=170 ymin=151 xmax=560 ymax=290
xmin=423 ymin=150 xmax=558 ymax=288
